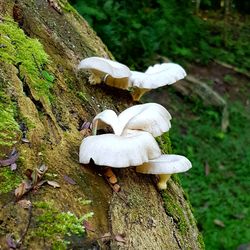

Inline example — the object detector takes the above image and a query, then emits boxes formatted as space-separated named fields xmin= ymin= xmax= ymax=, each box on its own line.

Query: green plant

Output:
xmin=33 ymin=201 xmax=93 ymax=249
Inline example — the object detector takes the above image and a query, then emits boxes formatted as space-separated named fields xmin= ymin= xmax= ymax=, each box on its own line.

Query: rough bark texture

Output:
xmin=0 ymin=0 xmax=204 ymax=249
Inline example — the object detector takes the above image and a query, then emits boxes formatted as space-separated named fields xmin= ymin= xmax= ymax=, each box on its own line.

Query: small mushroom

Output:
xmin=78 ymin=57 xmax=131 ymax=88
xmin=92 ymin=103 xmax=171 ymax=137
xmin=130 ymin=63 xmax=187 ymax=100
xmin=136 ymin=154 xmax=192 ymax=190
xmin=79 ymin=130 xmax=161 ymax=168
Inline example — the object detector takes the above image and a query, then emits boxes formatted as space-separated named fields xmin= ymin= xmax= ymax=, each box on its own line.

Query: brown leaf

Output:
xmin=47 ymin=180 xmax=60 ymax=188
xmin=21 ymin=138 xmax=30 ymax=143
xmin=115 ymin=234 xmax=126 ymax=243
xmin=83 ymin=220 xmax=95 ymax=232
xmin=15 ymin=180 xmax=31 ymax=199
xmin=214 ymin=219 xmax=225 ymax=227
xmin=0 ymin=150 xmax=19 ymax=167
xmin=18 ymin=199 xmax=32 ymax=209
xmin=24 ymin=169 xmax=33 ymax=180
xmin=36 ymin=180 xmax=48 ymax=187
xmin=6 ymin=234 xmax=17 ymax=249
xmin=64 ymin=175 xmax=76 ymax=185
xmin=101 ymin=232 xmax=112 ymax=242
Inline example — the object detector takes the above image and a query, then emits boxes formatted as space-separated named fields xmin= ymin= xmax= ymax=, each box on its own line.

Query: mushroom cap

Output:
xmin=120 ymin=103 xmax=172 ymax=137
xmin=136 ymin=154 xmax=192 ymax=174
xmin=78 ymin=57 xmax=131 ymax=78
xmin=79 ymin=130 xmax=161 ymax=168
xmin=130 ymin=63 xmax=186 ymax=89
xmin=92 ymin=109 xmax=120 ymax=134
xmin=92 ymin=103 xmax=171 ymax=137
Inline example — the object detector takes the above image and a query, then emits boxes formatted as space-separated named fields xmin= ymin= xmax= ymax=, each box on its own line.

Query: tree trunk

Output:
xmin=0 ymin=0 xmax=204 ymax=249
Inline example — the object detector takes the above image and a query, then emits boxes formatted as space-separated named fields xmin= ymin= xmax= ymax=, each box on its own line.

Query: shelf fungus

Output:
xmin=78 ymin=57 xmax=186 ymax=100
xmin=136 ymin=154 xmax=192 ymax=190
xmin=78 ymin=57 xmax=131 ymax=89
xmin=79 ymin=130 xmax=161 ymax=168
xmin=92 ymin=103 xmax=172 ymax=137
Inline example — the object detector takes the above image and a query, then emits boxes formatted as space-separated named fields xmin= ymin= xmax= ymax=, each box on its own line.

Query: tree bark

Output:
xmin=0 ymin=0 xmax=204 ymax=249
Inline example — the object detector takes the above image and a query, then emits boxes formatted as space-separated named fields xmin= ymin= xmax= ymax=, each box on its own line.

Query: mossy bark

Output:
xmin=0 ymin=0 xmax=204 ymax=249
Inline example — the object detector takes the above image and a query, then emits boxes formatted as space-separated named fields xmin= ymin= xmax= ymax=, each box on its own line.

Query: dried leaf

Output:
xmin=0 ymin=150 xmax=19 ymax=167
xmin=36 ymin=180 xmax=48 ymax=187
xmin=10 ymin=163 xmax=17 ymax=171
xmin=214 ymin=219 xmax=225 ymax=227
xmin=18 ymin=199 xmax=32 ymax=209
xmin=47 ymin=180 xmax=60 ymax=188
xmin=115 ymin=234 xmax=126 ymax=243
xmin=21 ymin=138 xmax=30 ymax=143
xmin=64 ymin=175 xmax=76 ymax=185
xmin=15 ymin=180 xmax=32 ymax=199
xmin=6 ymin=234 xmax=17 ymax=249
xmin=83 ymin=220 xmax=95 ymax=232
xmin=101 ymin=232 xmax=112 ymax=242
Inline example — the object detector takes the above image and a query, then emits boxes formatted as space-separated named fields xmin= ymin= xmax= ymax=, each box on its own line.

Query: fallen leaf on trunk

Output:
xmin=115 ymin=234 xmax=126 ymax=243
xmin=101 ymin=232 xmax=112 ymax=242
xmin=83 ymin=220 xmax=95 ymax=232
xmin=47 ymin=180 xmax=60 ymax=188
xmin=0 ymin=150 xmax=19 ymax=167
xmin=112 ymin=184 xmax=121 ymax=192
xmin=6 ymin=234 xmax=17 ymax=249
xmin=64 ymin=175 xmax=76 ymax=185
xmin=15 ymin=180 xmax=32 ymax=199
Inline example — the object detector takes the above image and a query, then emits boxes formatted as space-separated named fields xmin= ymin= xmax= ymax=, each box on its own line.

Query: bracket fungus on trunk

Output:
xmin=78 ymin=57 xmax=186 ymax=100
xmin=136 ymin=154 xmax=192 ymax=190
xmin=92 ymin=103 xmax=172 ymax=137
xmin=79 ymin=130 xmax=161 ymax=168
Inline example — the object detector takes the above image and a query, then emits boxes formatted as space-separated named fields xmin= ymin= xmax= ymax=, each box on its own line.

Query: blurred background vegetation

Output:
xmin=70 ymin=0 xmax=250 ymax=249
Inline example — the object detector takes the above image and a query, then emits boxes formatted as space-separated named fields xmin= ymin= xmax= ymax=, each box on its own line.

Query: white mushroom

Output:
xmin=92 ymin=109 xmax=120 ymax=135
xmin=78 ymin=57 xmax=131 ymax=88
xmin=136 ymin=154 xmax=192 ymax=190
xmin=130 ymin=63 xmax=187 ymax=100
xmin=78 ymin=57 xmax=186 ymax=100
xmin=79 ymin=130 xmax=161 ymax=168
xmin=91 ymin=103 xmax=171 ymax=137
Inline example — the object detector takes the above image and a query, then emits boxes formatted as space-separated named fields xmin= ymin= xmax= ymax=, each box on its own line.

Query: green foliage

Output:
xmin=33 ymin=201 xmax=93 ymax=249
xmin=170 ymin=95 xmax=250 ymax=250
xmin=0 ymin=168 xmax=21 ymax=194
xmin=0 ymin=18 xmax=54 ymax=103
xmin=71 ymin=0 xmax=212 ymax=69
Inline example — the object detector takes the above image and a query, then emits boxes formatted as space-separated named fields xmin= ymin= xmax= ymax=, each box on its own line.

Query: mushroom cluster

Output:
xmin=79 ymin=103 xmax=192 ymax=190
xmin=78 ymin=57 xmax=186 ymax=101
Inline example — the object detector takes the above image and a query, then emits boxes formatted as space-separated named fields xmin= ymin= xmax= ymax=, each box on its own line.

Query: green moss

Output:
xmin=162 ymin=191 xmax=188 ymax=235
xmin=0 ymin=90 xmax=21 ymax=153
xmin=0 ymin=168 xmax=21 ymax=194
xmin=0 ymin=18 xmax=54 ymax=103
xmin=33 ymin=201 xmax=93 ymax=249
xmin=156 ymin=132 xmax=172 ymax=154
xmin=197 ymin=232 xmax=205 ymax=250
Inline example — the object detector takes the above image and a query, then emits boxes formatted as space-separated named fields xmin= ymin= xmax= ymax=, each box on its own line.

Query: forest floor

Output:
xmin=145 ymin=62 xmax=250 ymax=250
